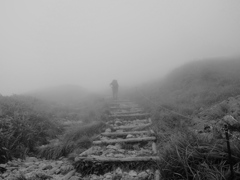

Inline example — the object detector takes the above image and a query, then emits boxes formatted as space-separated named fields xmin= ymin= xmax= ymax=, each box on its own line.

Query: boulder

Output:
xmin=223 ymin=115 xmax=239 ymax=126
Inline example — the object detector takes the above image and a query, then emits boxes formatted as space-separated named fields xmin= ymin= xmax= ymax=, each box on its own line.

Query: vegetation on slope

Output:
xmin=157 ymin=127 xmax=240 ymax=180
xmin=37 ymin=121 xmax=106 ymax=160
xmin=0 ymin=92 xmax=109 ymax=163
xmin=135 ymin=59 xmax=240 ymax=115
xmin=0 ymin=95 xmax=63 ymax=163
xmin=130 ymin=58 xmax=240 ymax=179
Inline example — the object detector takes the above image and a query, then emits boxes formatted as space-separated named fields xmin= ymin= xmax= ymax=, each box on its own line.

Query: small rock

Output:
xmin=129 ymin=170 xmax=137 ymax=177
xmin=104 ymin=173 xmax=112 ymax=180
xmin=36 ymin=172 xmax=52 ymax=179
xmin=8 ymin=161 xmax=19 ymax=167
xmin=2 ymin=172 xmax=9 ymax=178
xmin=25 ymin=171 xmax=36 ymax=179
xmin=126 ymin=134 xmax=134 ymax=139
xmin=133 ymin=144 xmax=140 ymax=150
xmin=106 ymin=145 xmax=116 ymax=149
xmin=223 ymin=115 xmax=238 ymax=126
xmin=61 ymin=169 xmax=76 ymax=180
xmin=115 ymin=167 xmax=122 ymax=175
xmin=116 ymin=129 xmax=123 ymax=132
xmin=118 ymin=149 xmax=125 ymax=153
xmin=0 ymin=164 xmax=7 ymax=168
xmin=105 ymin=128 xmax=112 ymax=133
xmin=101 ymin=137 xmax=109 ymax=141
xmin=115 ymin=143 xmax=122 ymax=149
xmin=34 ymin=161 xmax=40 ymax=165
xmin=60 ymin=165 xmax=74 ymax=175
xmin=114 ymin=154 xmax=125 ymax=158
xmin=56 ymin=161 xmax=64 ymax=165
xmin=48 ymin=167 xmax=58 ymax=175
xmin=42 ymin=164 xmax=53 ymax=170
xmin=25 ymin=157 xmax=38 ymax=162
xmin=55 ymin=168 xmax=61 ymax=174
xmin=26 ymin=165 xmax=36 ymax=172
xmin=115 ymin=120 xmax=122 ymax=126
xmin=74 ymin=157 xmax=80 ymax=162
xmin=69 ymin=175 xmax=81 ymax=180
xmin=106 ymin=153 xmax=114 ymax=157
xmin=91 ymin=174 xmax=99 ymax=180
xmin=23 ymin=162 xmax=33 ymax=167
xmin=138 ymin=171 xmax=148 ymax=179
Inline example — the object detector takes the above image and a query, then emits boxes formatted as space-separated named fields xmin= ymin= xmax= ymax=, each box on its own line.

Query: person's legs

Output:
xmin=115 ymin=88 xmax=118 ymax=100
xmin=112 ymin=89 xmax=115 ymax=99
xmin=113 ymin=91 xmax=117 ymax=100
xmin=113 ymin=88 xmax=118 ymax=100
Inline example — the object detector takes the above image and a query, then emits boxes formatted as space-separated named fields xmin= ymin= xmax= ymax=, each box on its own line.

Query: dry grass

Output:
xmin=37 ymin=121 xmax=106 ymax=160
xmin=157 ymin=128 xmax=240 ymax=180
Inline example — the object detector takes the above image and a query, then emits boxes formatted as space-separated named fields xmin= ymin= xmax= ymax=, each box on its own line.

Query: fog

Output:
xmin=1 ymin=0 xmax=240 ymax=95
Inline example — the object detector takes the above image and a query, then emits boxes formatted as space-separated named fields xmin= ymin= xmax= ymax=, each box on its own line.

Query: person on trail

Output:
xmin=110 ymin=79 xmax=119 ymax=100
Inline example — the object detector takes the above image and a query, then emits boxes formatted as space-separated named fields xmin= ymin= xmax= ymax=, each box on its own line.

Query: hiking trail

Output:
xmin=74 ymin=100 xmax=160 ymax=180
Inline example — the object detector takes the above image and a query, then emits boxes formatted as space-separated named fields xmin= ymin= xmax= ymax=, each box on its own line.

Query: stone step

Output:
xmin=78 ymin=100 xmax=160 ymax=180
xmin=101 ymin=130 xmax=152 ymax=137
xmin=109 ymin=113 xmax=150 ymax=119
xmin=75 ymin=155 xmax=160 ymax=162
xmin=112 ymin=112 xmax=144 ymax=116
xmin=107 ymin=119 xmax=151 ymax=127
xmin=112 ymin=123 xmax=152 ymax=131
xmin=93 ymin=137 xmax=156 ymax=145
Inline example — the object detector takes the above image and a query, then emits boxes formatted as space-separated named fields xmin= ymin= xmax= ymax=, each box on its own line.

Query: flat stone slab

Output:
xmin=75 ymin=155 xmax=160 ymax=162
xmin=93 ymin=137 xmax=156 ymax=145
xmin=109 ymin=113 xmax=150 ymax=118
xmin=101 ymin=131 xmax=152 ymax=137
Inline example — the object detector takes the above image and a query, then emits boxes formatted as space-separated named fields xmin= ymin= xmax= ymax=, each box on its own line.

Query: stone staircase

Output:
xmin=74 ymin=100 xmax=160 ymax=180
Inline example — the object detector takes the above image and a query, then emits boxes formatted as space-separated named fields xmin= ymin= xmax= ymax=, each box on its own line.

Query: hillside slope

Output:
xmin=129 ymin=58 xmax=240 ymax=179
xmin=136 ymin=58 xmax=240 ymax=116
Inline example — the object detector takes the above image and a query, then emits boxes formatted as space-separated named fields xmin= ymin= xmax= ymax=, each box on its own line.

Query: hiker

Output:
xmin=110 ymin=79 xmax=119 ymax=100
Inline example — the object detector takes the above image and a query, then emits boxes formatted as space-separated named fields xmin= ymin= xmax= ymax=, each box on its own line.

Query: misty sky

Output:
xmin=1 ymin=1 xmax=240 ymax=95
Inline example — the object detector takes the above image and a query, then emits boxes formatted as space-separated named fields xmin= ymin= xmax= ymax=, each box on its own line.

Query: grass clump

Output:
xmin=0 ymin=95 xmax=64 ymax=163
xmin=158 ymin=128 xmax=240 ymax=180
xmin=0 ymin=93 xmax=108 ymax=163
xmin=0 ymin=115 xmax=62 ymax=163
xmin=37 ymin=121 xmax=106 ymax=160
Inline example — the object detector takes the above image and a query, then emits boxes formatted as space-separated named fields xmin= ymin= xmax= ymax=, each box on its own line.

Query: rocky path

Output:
xmin=74 ymin=100 xmax=160 ymax=180
xmin=0 ymin=100 xmax=160 ymax=180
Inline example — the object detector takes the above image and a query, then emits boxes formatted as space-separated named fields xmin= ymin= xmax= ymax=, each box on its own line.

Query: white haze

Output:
xmin=1 ymin=0 xmax=240 ymax=95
